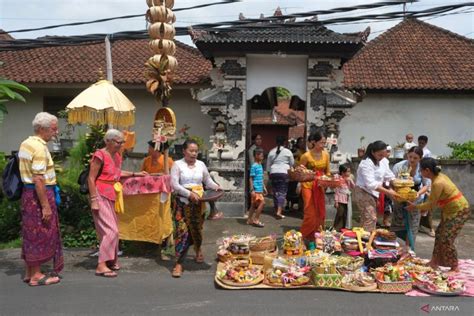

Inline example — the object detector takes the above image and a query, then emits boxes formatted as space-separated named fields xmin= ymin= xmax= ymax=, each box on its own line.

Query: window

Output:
xmin=43 ymin=96 xmax=74 ymax=116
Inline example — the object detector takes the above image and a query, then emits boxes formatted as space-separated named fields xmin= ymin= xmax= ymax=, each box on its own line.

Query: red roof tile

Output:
xmin=0 ymin=39 xmax=211 ymax=85
xmin=343 ymin=18 xmax=474 ymax=91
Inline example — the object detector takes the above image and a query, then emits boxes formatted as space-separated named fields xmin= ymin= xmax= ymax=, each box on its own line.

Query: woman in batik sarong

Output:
xmin=19 ymin=112 xmax=63 ymax=286
xmin=391 ymin=146 xmax=430 ymax=250
xmin=170 ymin=139 xmax=220 ymax=277
xmin=88 ymin=129 xmax=146 ymax=278
xmin=407 ymin=158 xmax=470 ymax=272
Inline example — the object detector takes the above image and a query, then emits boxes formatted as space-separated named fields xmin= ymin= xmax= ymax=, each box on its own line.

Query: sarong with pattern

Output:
xmin=21 ymin=187 xmax=64 ymax=273
xmin=173 ymin=197 xmax=205 ymax=263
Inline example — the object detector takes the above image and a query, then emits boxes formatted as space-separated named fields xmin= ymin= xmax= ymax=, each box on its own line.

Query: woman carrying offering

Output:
xmin=391 ymin=146 xmax=430 ymax=250
xmin=407 ymin=158 xmax=470 ymax=272
xmin=141 ymin=140 xmax=174 ymax=261
xmin=267 ymin=135 xmax=294 ymax=219
xmin=299 ymin=131 xmax=330 ymax=240
xmin=170 ymin=139 xmax=221 ymax=277
xmin=88 ymin=129 xmax=147 ymax=278
xmin=354 ymin=141 xmax=400 ymax=232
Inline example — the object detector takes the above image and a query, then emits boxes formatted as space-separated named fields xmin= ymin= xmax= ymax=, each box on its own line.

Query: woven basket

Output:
xmin=318 ymin=178 xmax=342 ymax=188
xmin=250 ymin=248 xmax=278 ymax=265
xmin=288 ymin=169 xmax=315 ymax=182
xmin=249 ymin=237 xmax=276 ymax=252
xmin=217 ymin=252 xmax=233 ymax=263
xmin=377 ymin=280 xmax=412 ymax=293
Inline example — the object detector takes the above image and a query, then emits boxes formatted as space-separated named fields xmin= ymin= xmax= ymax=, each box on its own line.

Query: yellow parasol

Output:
xmin=66 ymin=80 xmax=135 ymax=128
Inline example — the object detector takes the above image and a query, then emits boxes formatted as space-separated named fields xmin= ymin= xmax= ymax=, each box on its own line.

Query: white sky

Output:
xmin=1 ymin=0 xmax=473 ymax=45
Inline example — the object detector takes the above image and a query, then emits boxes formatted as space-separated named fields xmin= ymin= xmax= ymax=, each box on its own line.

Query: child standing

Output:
xmin=247 ymin=148 xmax=267 ymax=227
xmin=333 ymin=164 xmax=355 ymax=231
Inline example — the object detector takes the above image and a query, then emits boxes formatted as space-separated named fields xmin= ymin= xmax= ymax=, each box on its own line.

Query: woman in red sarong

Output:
xmin=299 ymin=131 xmax=331 ymax=241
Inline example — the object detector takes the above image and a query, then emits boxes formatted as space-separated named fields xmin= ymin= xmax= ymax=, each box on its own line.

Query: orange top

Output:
xmin=141 ymin=155 xmax=174 ymax=174
xmin=299 ymin=150 xmax=330 ymax=189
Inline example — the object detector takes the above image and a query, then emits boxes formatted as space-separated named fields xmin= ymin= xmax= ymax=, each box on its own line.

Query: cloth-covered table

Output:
xmin=117 ymin=175 xmax=173 ymax=244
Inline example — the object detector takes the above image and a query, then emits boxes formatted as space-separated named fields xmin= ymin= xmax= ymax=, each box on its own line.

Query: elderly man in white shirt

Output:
xmin=354 ymin=141 xmax=400 ymax=232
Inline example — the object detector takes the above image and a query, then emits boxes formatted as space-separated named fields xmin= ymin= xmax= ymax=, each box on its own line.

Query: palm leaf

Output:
xmin=0 ymin=79 xmax=31 ymax=93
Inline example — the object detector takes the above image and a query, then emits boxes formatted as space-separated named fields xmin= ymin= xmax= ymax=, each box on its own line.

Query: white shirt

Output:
xmin=266 ymin=147 xmax=294 ymax=174
xmin=422 ymin=147 xmax=432 ymax=158
xmin=356 ymin=157 xmax=395 ymax=198
xmin=403 ymin=141 xmax=417 ymax=153
xmin=171 ymin=159 xmax=218 ymax=203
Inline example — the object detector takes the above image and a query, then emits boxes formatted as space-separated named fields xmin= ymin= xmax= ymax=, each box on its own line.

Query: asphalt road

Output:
xmin=1 ymin=211 xmax=473 ymax=316
xmin=1 ymin=270 xmax=473 ymax=316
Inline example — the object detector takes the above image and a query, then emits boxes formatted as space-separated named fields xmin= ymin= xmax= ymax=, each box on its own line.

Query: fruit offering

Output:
xmin=283 ymin=230 xmax=304 ymax=256
xmin=373 ymin=263 xmax=413 ymax=282
xmin=265 ymin=264 xmax=311 ymax=287
xmin=342 ymin=272 xmax=376 ymax=288
xmin=217 ymin=263 xmax=263 ymax=285
xmin=415 ymin=271 xmax=465 ymax=293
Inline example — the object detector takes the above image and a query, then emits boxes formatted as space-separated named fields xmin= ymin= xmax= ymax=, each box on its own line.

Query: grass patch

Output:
xmin=0 ymin=238 xmax=21 ymax=249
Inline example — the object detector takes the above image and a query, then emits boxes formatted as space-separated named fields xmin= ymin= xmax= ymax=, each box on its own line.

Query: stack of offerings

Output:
xmin=314 ymin=230 xmax=342 ymax=254
xmin=340 ymin=228 xmax=370 ymax=256
xmin=282 ymin=230 xmax=304 ymax=256
xmin=217 ymin=234 xmax=255 ymax=266
xmin=368 ymin=229 xmax=399 ymax=260
xmin=392 ymin=170 xmax=417 ymax=202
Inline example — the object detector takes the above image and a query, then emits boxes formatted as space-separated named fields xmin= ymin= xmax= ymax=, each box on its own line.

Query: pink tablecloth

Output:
xmin=120 ymin=175 xmax=172 ymax=196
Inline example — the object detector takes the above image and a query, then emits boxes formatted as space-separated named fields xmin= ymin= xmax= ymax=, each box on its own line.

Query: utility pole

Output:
xmin=105 ymin=35 xmax=113 ymax=82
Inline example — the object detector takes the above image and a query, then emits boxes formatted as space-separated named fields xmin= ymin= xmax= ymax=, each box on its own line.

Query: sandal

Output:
xmin=275 ymin=214 xmax=285 ymax=220
xmin=195 ymin=253 xmax=205 ymax=263
xmin=29 ymin=275 xmax=60 ymax=287
xmin=107 ymin=264 xmax=121 ymax=271
xmin=95 ymin=270 xmax=118 ymax=278
xmin=172 ymin=264 xmax=183 ymax=278
xmin=207 ymin=211 xmax=224 ymax=220
xmin=252 ymin=221 xmax=265 ymax=228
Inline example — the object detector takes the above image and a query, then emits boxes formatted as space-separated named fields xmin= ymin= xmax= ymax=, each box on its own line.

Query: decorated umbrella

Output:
xmin=66 ymin=79 xmax=135 ymax=128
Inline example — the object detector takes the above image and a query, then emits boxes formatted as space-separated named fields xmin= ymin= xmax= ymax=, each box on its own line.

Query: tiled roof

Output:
xmin=343 ymin=18 xmax=474 ymax=91
xmin=191 ymin=24 xmax=364 ymax=45
xmin=0 ymin=30 xmax=14 ymax=41
xmin=0 ymin=39 xmax=211 ymax=85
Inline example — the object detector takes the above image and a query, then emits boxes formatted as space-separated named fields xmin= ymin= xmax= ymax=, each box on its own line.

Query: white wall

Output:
xmin=338 ymin=93 xmax=474 ymax=157
xmin=0 ymin=87 xmax=213 ymax=154
xmin=246 ymin=54 xmax=308 ymax=99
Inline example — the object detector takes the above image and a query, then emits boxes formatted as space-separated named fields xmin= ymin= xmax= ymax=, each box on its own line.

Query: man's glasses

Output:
xmin=113 ymin=139 xmax=125 ymax=145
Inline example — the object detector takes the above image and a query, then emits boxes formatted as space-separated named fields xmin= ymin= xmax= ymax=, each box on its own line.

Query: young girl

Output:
xmin=333 ymin=164 xmax=355 ymax=231
xmin=247 ymin=148 xmax=267 ymax=227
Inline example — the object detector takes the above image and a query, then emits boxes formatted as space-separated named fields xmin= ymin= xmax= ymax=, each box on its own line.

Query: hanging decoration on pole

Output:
xmin=145 ymin=0 xmax=177 ymax=107
xmin=145 ymin=0 xmax=177 ymax=174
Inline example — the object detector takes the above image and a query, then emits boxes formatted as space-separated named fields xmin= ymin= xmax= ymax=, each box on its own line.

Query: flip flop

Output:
xmin=207 ymin=211 xmax=224 ymax=220
xmin=252 ymin=222 xmax=265 ymax=228
xmin=95 ymin=270 xmax=118 ymax=278
xmin=275 ymin=214 xmax=286 ymax=220
xmin=29 ymin=275 xmax=60 ymax=287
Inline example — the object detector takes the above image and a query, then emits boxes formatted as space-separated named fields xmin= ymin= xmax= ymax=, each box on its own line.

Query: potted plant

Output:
xmin=357 ymin=136 xmax=366 ymax=158
xmin=57 ymin=110 xmax=76 ymax=151
xmin=393 ymin=142 xmax=405 ymax=159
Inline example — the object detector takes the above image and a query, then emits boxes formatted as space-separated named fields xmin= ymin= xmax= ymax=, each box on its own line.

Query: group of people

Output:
xmin=16 ymin=112 xmax=470 ymax=286
xmin=247 ymin=131 xmax=470 ymax=273
xmin=17 ymin=112 xmax=223 ymax=284
xmin=355 ymin=140 xmax=469 ymax=272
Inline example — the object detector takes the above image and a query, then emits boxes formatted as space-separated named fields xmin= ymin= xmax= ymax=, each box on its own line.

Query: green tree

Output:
xmin=0 ymin=77 xmax=31 ymax=124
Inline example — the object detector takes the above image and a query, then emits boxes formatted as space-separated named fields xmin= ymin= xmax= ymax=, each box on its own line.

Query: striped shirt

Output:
xmin=18 ymin=136 xmax=56 ymax=185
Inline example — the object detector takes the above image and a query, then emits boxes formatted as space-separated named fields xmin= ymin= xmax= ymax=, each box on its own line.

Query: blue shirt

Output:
xmin=250 ymin=163 xmax=264 ymax=193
